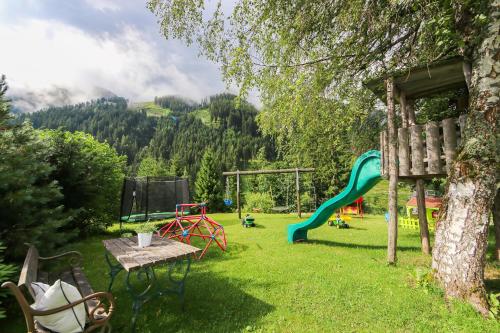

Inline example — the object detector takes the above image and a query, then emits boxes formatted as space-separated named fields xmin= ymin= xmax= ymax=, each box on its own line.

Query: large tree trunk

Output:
xmin=494 ymin=189 xmax=500 ymax=261
xmin=432 ymin=1 xmax=499 ymax=316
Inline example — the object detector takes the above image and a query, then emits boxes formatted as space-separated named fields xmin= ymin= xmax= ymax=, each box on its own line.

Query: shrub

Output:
xmin=244 ymin=192 xmax=275 ymax=213
xmin=0 ymin=242 xmax=16 ymax=319
xmin=41 ymin=130 xmax=127 ymax=235
xmin=0 ymin=124 xmax=74 ymax=260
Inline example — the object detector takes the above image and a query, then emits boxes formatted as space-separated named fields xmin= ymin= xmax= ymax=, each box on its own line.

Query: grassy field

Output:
xmin=130 ymin=102 xmax=172 ymax=117
xmin=2 ymin=214 xmax=499 ymax=332
xmin=190 ymin=108 xmax=212 ymax=125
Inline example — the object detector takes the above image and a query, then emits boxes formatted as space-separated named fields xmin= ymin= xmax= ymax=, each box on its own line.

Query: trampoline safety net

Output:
xmin=120 ymin=176 xmax=189 ymax=222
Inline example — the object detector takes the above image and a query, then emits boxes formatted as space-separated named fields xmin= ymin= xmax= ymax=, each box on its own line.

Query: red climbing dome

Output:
xmin=158 ymin=203 xmax=227 ymax=259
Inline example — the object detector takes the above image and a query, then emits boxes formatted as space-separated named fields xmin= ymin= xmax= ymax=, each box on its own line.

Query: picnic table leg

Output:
xmin=105 ymin=251 xmax=123 ymax=292
xmin=126 ymin=267 xmax=157 ymax=333
xmin=166 ymin=255 xmax=192 ymax=310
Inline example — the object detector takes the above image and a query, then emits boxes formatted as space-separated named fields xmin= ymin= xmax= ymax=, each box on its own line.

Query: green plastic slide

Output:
xmin=287 ymin=150 xmax=382 ymax=243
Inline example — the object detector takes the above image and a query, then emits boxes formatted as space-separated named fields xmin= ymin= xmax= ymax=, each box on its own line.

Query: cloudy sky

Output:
xmin=0 ymin=0 xmax=242 ymax=112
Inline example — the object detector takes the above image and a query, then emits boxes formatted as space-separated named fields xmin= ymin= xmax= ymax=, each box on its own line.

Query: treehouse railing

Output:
xmin=380 ymin=115 xmax=467 ymax=179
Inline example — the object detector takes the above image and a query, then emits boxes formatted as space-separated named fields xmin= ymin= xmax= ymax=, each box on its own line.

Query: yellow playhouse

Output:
xmin=399 ymin=193 xmax=442 ymax=231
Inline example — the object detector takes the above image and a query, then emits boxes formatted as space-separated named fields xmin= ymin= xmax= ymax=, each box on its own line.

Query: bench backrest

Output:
xmin=18 ymin=245 xmax=39 ymax=299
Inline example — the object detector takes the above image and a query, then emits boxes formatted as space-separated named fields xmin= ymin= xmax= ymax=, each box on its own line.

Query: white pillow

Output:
xmin=31 ymin=279 xmax=86 ymax=333
xmin=31 ymin=282 xmax=50 ymax=303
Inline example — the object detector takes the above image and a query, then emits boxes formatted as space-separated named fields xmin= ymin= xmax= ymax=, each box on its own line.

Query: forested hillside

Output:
xmin=20 ymin=94 xmax=276 ymax=185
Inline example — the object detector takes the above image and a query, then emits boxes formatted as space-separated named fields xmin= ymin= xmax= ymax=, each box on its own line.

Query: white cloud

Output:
xmin=0 ymin=18 xmax=222 ymax=112
xmin=84 ymin=0 xmax=121 ymax=12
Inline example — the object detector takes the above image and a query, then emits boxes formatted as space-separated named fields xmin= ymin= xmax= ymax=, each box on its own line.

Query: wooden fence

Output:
xmin=380 ymin=115 xmax=467 ymax=179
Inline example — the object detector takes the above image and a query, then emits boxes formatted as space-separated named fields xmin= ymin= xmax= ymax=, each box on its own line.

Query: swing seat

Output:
xmin=271 ymin=206 xmax=291 ymax=213
xmin=224 ymin=199 xmax=233 ymax=206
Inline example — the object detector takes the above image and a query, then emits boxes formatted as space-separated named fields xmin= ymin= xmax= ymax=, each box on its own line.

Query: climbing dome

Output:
xmin=158 ymin=203 xmax=227 ymax=259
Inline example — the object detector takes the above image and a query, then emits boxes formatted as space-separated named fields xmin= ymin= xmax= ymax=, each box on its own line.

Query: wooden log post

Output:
xmin=458 ymin=114 xmax=467 ymax=144
xmin=409 ymin=114 xmax=431 ymax=254
xmin=410 ymin=125 xmax=425 ymax=175
xmin=416 ymin=179 xmax=431 ymax=254
xmin=236 ymin=170 xmax=241 ymax=219
xmin=400 ymin=91 xmax=409 ymax=128
xmin=295 ymin=168 xmax=301 ymax=218
xmin=386 ymin=78 xmax=398 ymax=264
xmin=381 ymin=130 xmax=389 ymax=177
xmin=398 ymin=128 xmax=410 ymax=176
xmin=398 ymin=91 xmax=410 ymax=177
xmin=380 ymin=132 xmax=385 ymax=177
xmin=442 ymin=118 xmax=458 ymax=173
xmin=425 ymin=121 xmax=443 ymax=175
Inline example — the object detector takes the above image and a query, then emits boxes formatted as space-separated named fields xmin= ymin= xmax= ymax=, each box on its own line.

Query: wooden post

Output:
xmin=400 ymin=91 xmax=409 ymax=128
xmin=398 ymin=91 xmax=410 ymax=176
xmin=425 ymin=121 xmax=443 ymax=175
xmin=295 ymin=168 xmax=301 ymax=218
xmin=458 ymin=114 xmax=467 ymax=143
xmin=381 ymin=130 xmax=389 ymax=177
xmin=386 ymin=77 xmax=398 ymax=264
xmin=236 ymin=170 xmax=241 ymax=219
xmin=407 ymin=102 xmax=431 ymax=254
xmin=380 ymin=132 xmax=385 ymax=177
xmin=416 ymin=179 xmax=431 ymax=254
xmin=442 ymin=118 xmax=458 ymax=173
xmin=407 ymin=100 xmax=416 ymax=126
xmin=410 ymin=125 xmax=425 ymax=175
xmin=398 ymin=128 xmax=410 ymax=176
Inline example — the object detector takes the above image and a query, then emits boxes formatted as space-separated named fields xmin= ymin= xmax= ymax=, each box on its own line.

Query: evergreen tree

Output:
xmin=194 ymin=149 xmax=223 ymax=211
xmin=0 ymin=124 xmax=74 ymax=260
xmin=0 ymin=75 xmax=10 ymax=127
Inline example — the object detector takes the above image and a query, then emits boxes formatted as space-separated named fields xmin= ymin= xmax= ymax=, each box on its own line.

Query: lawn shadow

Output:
xmin=110 ymin=271 xmax=274 ymax=332
xmin=345 ymin=226 xmax=367 ymax=230
xmin=306 ymin=239 xmax=420 ymax=252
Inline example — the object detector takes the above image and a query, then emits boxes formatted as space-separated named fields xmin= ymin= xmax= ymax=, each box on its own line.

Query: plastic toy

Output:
xmin=241 ymin=214 xmax=255 ymax=228
xmin=341 ymin=196 xmax=364 ymax=218
xmin=158 ymin=203 xmax=227 ymax=259
xmin=399 ymin=192 xmax=442 ymax=231
xmin=288 ymin=150 xmax=381 ymax=242
xmin=327 ymin=213 xmax=350 ymax=229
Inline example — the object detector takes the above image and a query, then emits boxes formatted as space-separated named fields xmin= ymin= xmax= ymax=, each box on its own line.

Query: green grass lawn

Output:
xmin=2 ymin=214 xmax=499 ymax=332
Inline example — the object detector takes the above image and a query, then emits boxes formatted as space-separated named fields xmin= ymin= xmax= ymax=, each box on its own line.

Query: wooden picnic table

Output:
xmin=103 ymin=235 xmax=200 ymax=332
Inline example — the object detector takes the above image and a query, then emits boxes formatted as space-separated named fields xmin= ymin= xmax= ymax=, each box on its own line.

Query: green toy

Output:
xmin=241 ymin=214 xmax=255 ymax=228
xmin=327 ymin=213 xmax=350 ymax=229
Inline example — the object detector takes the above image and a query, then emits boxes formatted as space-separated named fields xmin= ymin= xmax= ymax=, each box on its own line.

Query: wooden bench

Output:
xmin=2 ymin=245 xmax=114 ymax=333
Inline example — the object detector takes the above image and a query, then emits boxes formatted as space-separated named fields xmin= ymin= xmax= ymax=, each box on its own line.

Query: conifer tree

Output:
xmin=194 ymin=149 xmax=223 ymax=211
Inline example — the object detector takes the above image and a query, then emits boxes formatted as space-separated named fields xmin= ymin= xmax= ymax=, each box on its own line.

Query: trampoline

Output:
xmin=119 ymin=176 xmax=190 ymax=227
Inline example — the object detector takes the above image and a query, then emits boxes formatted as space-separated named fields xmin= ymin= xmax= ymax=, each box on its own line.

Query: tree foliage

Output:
xmin=22 ymin=97 xmax=157 ymax=163
xmin=137 ymin=156 xmax=173 ymax=177
xmin=0 ymin=123 xmax=74 ymax=260
xmin=41 ymin=130 xmax=127 ymax=235
xmin=0 ymin=242 xmax=16 ymax=319
xmin=194 ymin=149 xmax=223 ymax=211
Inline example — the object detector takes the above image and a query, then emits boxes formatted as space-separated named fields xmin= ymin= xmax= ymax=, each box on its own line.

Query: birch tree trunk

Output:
xmin=432 ymin=1 xmax=499 ymax=315
xmin=494 ymin=189 xmax=500 ymax=261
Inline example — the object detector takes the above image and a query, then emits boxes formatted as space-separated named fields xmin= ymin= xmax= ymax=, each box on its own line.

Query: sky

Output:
xmin=0 ymin=0 xmax=245 ymax=112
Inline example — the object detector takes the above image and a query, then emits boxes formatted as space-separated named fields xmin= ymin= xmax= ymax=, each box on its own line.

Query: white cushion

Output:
xmin=31 ymin=279 xmax=86 ymax=333
xmin=31 ymin=282 xmax=50 ymax=303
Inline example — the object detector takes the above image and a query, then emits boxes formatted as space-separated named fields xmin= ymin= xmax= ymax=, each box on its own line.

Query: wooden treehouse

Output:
xmin=365 ymin=57 xmax=470 ymax=261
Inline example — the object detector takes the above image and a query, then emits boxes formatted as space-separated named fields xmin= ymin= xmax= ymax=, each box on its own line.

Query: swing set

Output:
xmin=222 ymin=167 xmax=315 ymax=219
